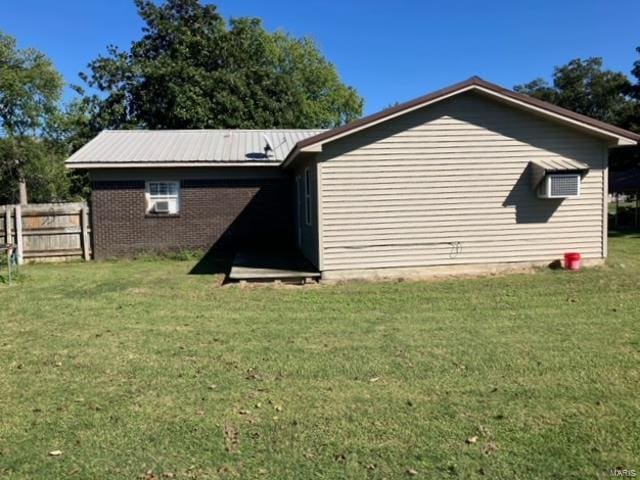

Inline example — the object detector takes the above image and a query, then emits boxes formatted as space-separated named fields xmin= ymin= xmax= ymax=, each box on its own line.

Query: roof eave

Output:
xmin=282 ymin=77 xmax=639 ymax=168
xmin=65 ymin=161 xmax=283 ymax=169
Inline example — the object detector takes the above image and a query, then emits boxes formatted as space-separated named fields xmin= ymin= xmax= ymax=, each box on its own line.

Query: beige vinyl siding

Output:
xmin=317 ymin=91 xmax=607 ymax=272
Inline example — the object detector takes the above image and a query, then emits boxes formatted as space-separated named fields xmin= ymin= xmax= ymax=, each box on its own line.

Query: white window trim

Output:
xmin=304 ymin=168 xmax=312 ymax=226
xmin=145 ymin=181 xmax=180 ymax=214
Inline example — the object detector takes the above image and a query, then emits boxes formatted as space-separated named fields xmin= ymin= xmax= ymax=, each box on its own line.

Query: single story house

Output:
xmin=66 ymin=77 xmax=639 ymax=279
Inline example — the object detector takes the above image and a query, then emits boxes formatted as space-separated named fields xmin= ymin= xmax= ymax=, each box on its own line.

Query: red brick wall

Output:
xmin=91 ymin=177 xmax=294 ymax=259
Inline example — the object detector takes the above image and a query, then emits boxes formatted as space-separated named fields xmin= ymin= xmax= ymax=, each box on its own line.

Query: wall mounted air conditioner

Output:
xmin=153 ymin=200 xmax=171 ymax=213
xmin=537 ymin=173 xmax=581 ymax=199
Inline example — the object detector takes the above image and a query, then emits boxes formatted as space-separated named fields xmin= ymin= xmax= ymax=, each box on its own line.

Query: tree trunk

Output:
xmin=18 ymin=180 xmax=28 ymax=205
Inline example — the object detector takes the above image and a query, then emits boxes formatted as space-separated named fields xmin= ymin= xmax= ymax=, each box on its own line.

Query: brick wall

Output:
xmin=91 ymin=177 xmax=294 ymax=259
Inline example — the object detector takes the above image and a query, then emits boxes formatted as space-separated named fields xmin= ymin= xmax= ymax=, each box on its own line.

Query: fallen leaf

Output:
xmin=366 ymin=463 xmax=376 ymax=470
xmin=369 ymin=377 xmax=380 ymax=383
xmin=406 ymin=468 xmax=418 ymax=476
xmin=48 ymin=450 xmax=63 ymax=457
xmin=465 ymin=436 xmax=478 ymax=444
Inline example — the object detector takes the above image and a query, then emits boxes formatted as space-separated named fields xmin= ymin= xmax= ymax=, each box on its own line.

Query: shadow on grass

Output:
xmin=189 ymin=249 xmax=233 ymax=276
xmin=608 ymin=230 xmax=640 ymax=239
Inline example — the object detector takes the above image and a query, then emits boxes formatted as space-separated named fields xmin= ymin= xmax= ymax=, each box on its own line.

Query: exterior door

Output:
xmin=295 ymin=174 xmax=303 ymax=247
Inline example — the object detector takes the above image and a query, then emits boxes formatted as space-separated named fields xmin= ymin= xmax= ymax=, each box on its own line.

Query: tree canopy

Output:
xmin=0 ymin=32 xmax=63 ymax=136
xmin=514 ymin=57 xmax=637 ymax=131
xmin=514 ymin=53 xmax=640 ymax=170
xmin=0 ymin=30 xmax=69 ymax=204
xmin=78 ymin=0 xmax=363 ymax=131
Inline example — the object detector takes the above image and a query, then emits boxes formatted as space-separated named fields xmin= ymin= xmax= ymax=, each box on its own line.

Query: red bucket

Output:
xmin=564 ymin=252 xmax=581 ymax=271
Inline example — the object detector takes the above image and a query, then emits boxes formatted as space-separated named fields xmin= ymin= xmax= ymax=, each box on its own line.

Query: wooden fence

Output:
xmin=0 ymin=202 xmax=91 ymax=263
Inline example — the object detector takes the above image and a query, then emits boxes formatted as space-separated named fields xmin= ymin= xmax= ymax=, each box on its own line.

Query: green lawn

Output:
xmin=1 ymin=237 xmax=639 ymax=479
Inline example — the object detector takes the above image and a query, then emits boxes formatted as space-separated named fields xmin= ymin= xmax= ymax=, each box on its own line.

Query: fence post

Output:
xmin=15 ymin=204 xmax=23 ymax=265
xmin=81 ymin=204 xmax=90 ymax=261
xmin=4 ymin=206 xmax=11 ymax=245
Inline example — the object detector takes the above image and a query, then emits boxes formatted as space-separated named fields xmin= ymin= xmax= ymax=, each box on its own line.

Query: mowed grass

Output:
xmin=1 ymin=237 xmax=639 ymax=479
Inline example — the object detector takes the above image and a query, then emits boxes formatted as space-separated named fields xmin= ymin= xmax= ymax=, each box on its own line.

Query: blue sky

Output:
xmin=2 ymin=0 xmax=638 ymax=114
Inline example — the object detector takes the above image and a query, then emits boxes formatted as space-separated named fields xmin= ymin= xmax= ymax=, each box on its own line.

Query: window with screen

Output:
xmin=146 ymin=181 xmax=180 ymax=214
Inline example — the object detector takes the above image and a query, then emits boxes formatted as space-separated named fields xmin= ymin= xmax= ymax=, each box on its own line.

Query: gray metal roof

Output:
xmin=65 ymin=129 xmax=326 ymax=168
xmin=530 ymin=158 xmax=590 ymax=172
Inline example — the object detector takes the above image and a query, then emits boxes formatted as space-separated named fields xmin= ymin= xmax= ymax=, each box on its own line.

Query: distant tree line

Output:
xmin=514 ymin=55 xmax=640 ymax=170
xmin=0 ymin=0 xmax=363 ymax=204
xmin=0 ymin=0 xmax=639 ymax=204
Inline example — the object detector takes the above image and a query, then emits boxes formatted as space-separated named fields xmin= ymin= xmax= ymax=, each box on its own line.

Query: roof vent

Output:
xmin=262 ymin=134 xmax=274 ymax=157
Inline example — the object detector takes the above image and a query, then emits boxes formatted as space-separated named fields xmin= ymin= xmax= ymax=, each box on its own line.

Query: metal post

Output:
xmin=4 ymin=207 xmax=11 ymax=245
xmin=7 ymin=245 xmax=12 ymax=284
xmin=81 ymin=204 xmax=90 ymax=261
xmin=636 ymin=190 xmax=639 ymax=230
xmin=15 ymin=205 xmax=23 ymax=265
xmin=18 ymin=180 xmax=27 ymax=206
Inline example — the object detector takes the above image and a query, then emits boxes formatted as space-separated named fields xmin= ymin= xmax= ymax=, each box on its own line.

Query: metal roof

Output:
xmin=65 ymin=129 xmax=326 ymax=168
xmin=530 ymin=158 xmax=590 ymax=172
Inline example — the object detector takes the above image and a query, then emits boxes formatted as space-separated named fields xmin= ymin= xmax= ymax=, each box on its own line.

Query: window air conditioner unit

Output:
xmin=537 ymin=173 xmax=581 ymax=199
xmin=153 ymin=200 xmax=171 ymax=213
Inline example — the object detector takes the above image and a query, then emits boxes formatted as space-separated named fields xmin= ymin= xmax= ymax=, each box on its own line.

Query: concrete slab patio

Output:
xmin=229 ymin=250 xmax=321 ymax=283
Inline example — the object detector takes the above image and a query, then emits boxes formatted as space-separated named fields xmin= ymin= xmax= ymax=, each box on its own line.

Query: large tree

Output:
xmin=0 ymin=30 xmax=68 ymax=204
xmin=79 ymin=0 xmax=363 ymax=131
xmin=630 ymin=46 xmax=640 ymax=133
xmin=514 ymin=57 xmax=637 ymax=131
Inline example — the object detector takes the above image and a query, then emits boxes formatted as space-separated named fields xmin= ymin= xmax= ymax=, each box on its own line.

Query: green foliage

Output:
xmin=0 ymin=137 xmax=71 ymax=204
xmin=79 ymin=0 xmax=363 ymax=130
xmin=629 ymin=46 xmax=640 ymax=133
xmin=1 ymin=236 xmax=639 ymax=477
xmin=0 ymin=31 xmax=63 ymax=136
xmin=0 ymin=30 xmax=68 ymax=204
xmin=514 ymin=57 xmax=637 ymax=130
xmin=515 ymin=54 xmax=640 ymax=170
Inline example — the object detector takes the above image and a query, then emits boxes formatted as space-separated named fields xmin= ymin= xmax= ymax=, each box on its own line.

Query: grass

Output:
xmin=1 ymin=237 xmax=639 ymax=479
